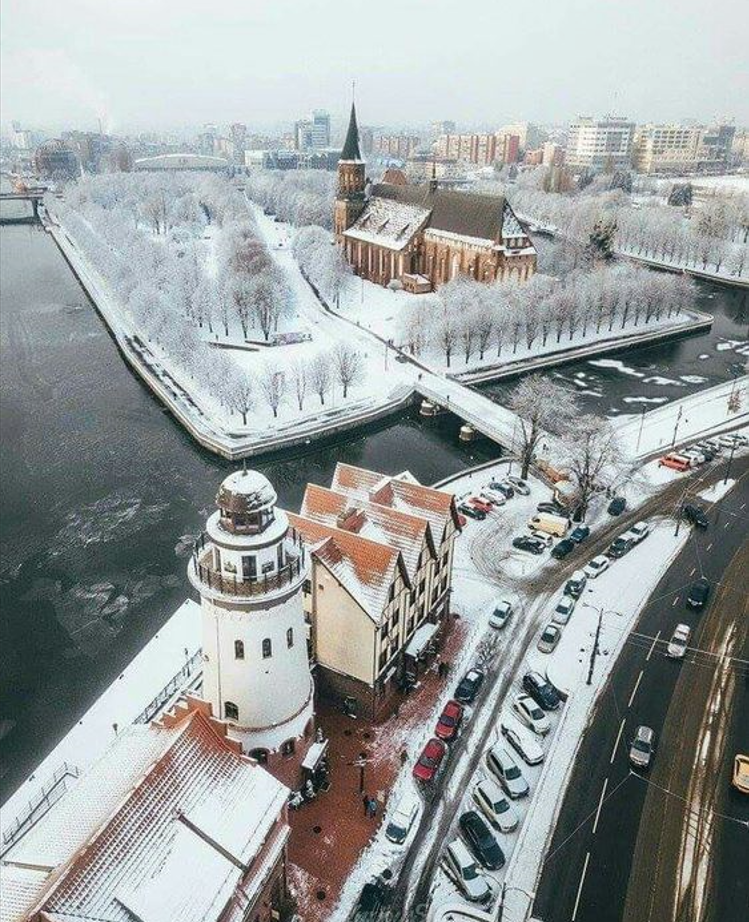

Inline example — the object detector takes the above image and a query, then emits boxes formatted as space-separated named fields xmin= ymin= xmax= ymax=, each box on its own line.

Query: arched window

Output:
xmin=281 ymin=739 xmax=296 ymax=758
xmin=286 ymin=627 xmax=294 ymax=649
xmin=262 ymin=638 xmax=272 ymax=659
xmin=249 ymin=747 xmax=269 ymax=765
xmin=224 ymin=701 xmax=239 ymax=721
xmin=234 ymin=640 xmax=244 ymax=660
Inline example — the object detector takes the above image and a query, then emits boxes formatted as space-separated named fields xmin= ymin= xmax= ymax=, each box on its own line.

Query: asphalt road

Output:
xmin=534 ymin=458 xmax=749 ymax=922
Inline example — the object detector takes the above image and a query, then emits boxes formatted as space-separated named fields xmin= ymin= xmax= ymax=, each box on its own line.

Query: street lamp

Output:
xmin=581 ymin=604 xmax=622 ymax=686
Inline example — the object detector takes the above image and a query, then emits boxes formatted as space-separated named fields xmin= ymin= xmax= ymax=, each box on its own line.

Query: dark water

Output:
xmin=0 ymin=223 xmax=497 ymax=802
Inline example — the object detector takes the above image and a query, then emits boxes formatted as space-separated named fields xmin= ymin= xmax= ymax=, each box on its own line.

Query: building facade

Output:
xmin=566 ymin=116 xmax=636 ymax=173
xmin=434 ymin=131 xmax=519 ymax=166
xmin=374 ymin=133 xmax=422 ymax=159
xmin=633 ymin=122 xmax=737 ymax=174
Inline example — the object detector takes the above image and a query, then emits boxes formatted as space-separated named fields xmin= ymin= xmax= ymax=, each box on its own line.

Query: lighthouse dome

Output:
xmin=216 ymin=469 xmax=279 ymax=537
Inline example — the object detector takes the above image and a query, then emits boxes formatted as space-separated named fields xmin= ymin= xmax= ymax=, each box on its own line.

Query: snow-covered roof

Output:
xmin=1 ymin=710 xmax=288 ymax=922
xmin=344 ymin=195 xmax=430 ymax=251
xmin=220 ymin=468 xmax=277 ymax=507
xmin=501 ymin=202 xmax=526 ymax=238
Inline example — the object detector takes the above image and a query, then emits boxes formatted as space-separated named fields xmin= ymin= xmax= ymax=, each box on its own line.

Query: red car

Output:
xmin=413 ymin=738 xmax=447 ymax=782
xmin=435 ymin=699 xmax=464 ymax=742
xmin=457 ymin=513 xmax=467 ymax=529
xmin=468 ymin=497 xmax=493 ymax=515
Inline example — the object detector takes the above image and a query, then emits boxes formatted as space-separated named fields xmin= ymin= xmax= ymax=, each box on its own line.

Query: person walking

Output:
xmin=362 ymin=793 xmax=370 ymax=817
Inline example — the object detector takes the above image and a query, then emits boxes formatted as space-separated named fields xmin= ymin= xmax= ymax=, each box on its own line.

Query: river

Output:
xmin=0 ymin=207 xmax=746 ymax=805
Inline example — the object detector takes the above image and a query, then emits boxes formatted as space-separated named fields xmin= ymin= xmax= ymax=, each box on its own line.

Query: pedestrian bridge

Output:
xmin=415 ymin=375 xmax=519 ymax=449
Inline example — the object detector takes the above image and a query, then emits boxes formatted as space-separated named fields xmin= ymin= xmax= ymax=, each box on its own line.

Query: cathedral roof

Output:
xmin=340 ymin=103 xmax=363 ymax=161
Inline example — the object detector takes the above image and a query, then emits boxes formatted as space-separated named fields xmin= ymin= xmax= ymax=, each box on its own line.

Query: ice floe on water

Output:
xmin=587 ymin=358 xmax=645 ymax=378
xmin=715 ymin=339 xmax=749 ymax=353
xmin=623 ymin=395 xmax=670 ymax=404
xmin=53 ymin=494 xmax=170 ymax=550
xmin=642 ymin=374 xmax=685 ymax=387
xmin=680 ymin=375 xmax=709 ymax=384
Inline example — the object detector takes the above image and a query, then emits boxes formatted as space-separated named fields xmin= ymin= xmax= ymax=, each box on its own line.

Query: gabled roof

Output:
xmin=341 ymin=102 xmax=363 ymax=162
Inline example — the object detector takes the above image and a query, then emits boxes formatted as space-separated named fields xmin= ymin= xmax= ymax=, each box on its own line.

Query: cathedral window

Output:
xmin=234 ymin=640 xmax=245 ymax=659
xmin=224 ymin=701 xmax=239 ymax=721
xmin=262 ymin=638 xmax=272 ymax=659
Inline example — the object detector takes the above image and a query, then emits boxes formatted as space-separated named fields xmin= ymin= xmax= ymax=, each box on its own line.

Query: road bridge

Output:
xmin=415 ymin=375 xmax=519 ymax=449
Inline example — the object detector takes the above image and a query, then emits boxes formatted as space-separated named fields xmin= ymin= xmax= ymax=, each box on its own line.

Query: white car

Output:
xmin=552 ymin=595 xmax=576 ymax=625
xmin=511 ymin=694 xmax=551 ymax=736
xmin=682 ymin=449 xmax=706 ymax=465
xmin=385 ymin=791 xmax=421 ymax=844
xmin=584 ymin=555 xmax=610 ymax=579
xmin=506 ymin=476 xmax=531 ymax=495
xmin=500 ymin=721 xmax=545 ymax=765
xmin=472 ymin=778 xmax=519 ymax=832
xmin=629 ymin=521 xmax=652 ymax=543
xmin=489 ymin=600 xmax=513 ymax=630
xmin=443 ymin=839 xmax=492 ymax=903
xmin=666 ymin=623 xmax=691 ymax=659
xmin=480 ymin=490 xmax=506 ymax=507
xmin=486 ymin=744 xmax=530 ymax=798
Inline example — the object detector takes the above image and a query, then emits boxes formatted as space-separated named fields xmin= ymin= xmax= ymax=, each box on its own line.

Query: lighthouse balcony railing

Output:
xmin=192 ymin=535 xmax=306 ymax=598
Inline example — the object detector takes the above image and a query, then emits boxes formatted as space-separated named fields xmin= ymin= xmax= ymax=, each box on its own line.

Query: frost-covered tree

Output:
xmin=562 ymin=416 xmax=625 ymax=518
xmin=508 ymin=375 xmax=578 ymax=479
xmin=228 ymin=374 xmax=255 ymax=425
xmin=259 ymin=364 xmax=287 ymax=418
xmin=332 ymin=342 xmax=364 ymax=398
xmin=308 ymin=352 xmax=333 ymax=405
xmin=289 ymin=357 xmax=308 ymax=411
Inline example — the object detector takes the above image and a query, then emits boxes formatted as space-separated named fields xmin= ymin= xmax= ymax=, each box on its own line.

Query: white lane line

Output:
xmin=592 ymin=778 xmax=609 ymax=834
xmin=647 ymin=630 xmax=661 ymax=662
xmin=672 ymin=596 xmax=679 ymax=607
xmin=724 ymin=521 xmax=731 ymax=529
xmin=689 ymin=567 xmax=696 ymax=577
xmin=572 ymin=852 xmax=592 ymax=921
xmin=612 ymin=718 xmax=626 ymax=764
xmin=628 ymin=670 xmax=644 ymax=709
xmin=740 ymin=502 xmax=746 ymax=510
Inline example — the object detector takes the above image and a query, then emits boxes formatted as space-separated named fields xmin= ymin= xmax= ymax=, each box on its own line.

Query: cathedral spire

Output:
xmin=341 ymin=101 xmax=362 ymax=161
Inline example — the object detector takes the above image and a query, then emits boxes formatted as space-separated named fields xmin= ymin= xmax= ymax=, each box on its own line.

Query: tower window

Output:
xmin=281 ymin=739 xmax=296 ymax=758
xmin=224 ymin=701 xmax=239 ymax=721
xmin=287 ymin=627 xmax=294 ymax=648
xmin=234 ymin=640 xmax=244 ymax=660
xmin=262 ymin=638 xmax=272 ymax=659
xmin=249 ymin=747 xmax=269 ymax=765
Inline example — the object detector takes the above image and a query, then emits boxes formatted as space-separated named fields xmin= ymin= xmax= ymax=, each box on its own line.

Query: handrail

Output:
xmin=192 ymin=546 xmax=306 ymax=597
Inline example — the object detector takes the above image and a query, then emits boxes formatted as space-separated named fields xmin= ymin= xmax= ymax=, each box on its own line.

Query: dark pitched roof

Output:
xmin=370 ymin=183 xmax=507 ymax=241
xmin=341 ymin=103 xmax=363 ymax=161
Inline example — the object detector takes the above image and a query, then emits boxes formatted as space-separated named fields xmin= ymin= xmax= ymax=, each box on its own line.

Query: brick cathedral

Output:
xmin=334 ymin=104 xmax=537 ymax=292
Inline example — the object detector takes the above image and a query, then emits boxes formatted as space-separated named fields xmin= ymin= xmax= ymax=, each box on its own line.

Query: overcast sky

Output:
xmin=2 ymin=0 xmax=747 ymax=135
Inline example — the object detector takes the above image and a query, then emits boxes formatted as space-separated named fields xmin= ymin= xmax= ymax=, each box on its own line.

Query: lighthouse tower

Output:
xmin=189 ymin=468 xmax=315 ymax=786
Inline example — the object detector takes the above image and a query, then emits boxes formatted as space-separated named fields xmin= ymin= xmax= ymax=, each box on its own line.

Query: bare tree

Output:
xmin=289 ymin=358 xmax=308 ymax=411
xmin=308 ymin=352 xmax=332 ymax=405
xmin=562 ymin=416 xmax=626 ymax=518
xmin=228 ymin=374 xmax=255 ymax=425
xmin=434 ymin=303 xmax=458 ymax=368
xmin=508 ymin=375 xmax=578 ymax=479
xmin=259 ymin=364 xmax=287 ymax=418
xmin=332 ymin=342 xmax=364 ymax=398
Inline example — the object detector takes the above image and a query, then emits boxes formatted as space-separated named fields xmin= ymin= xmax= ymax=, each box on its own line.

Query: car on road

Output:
xmin=472 ymin=778 xmax=519 ymax=832
xmin=682 ymin=448 xmax=706 ymax=465
xmin=687 ymin=577 xmax=710 ymax=609
xmin=443 ymin=839 xmax=492 ymax=903
xmin=489 ymin=600 xmax=513 ymax=630
xmin=455 ymin=668 xmax=485 ymax=703
xmin=536 ymin=501 xmax=565 ymax=515
xmin=682 ymin=504 xmax=708 ymax=528
xmin=488 ymin=480 xmax=515 ymax=499
xmin=512 ymin=535 xmax=546 ymax=555
xmin=565 ymin=570 xmax=588 ymax=598
xmin=413 ymin=738 xmax=447 ymax=782
xmin=435 ymin=699 xmax=464 ymax=742
xmin=537 ymin=623 xmax=562 ymax=654
xmin=486 ymin=744 xmax=530 ymax=798
xmin=553 ymin=595 xmax=576 ymax=624
xmin=385 ymin=791 xmax=421 ymax=844
xmin=551 ymin=538 xmax=576 ymax=560
xmin=607 ymin=533 xmax=635 ymax=559
xmin=459 ymin=810 xmax=505 ymax=870
xmin=569 ymin=524 xmax=591 ymax=543
xmin=479 ymin=489 xmax=506 ymax=507
xmin=506 ymin=476 xmax=531 ymax=495
xmin=501 ymin=722 xmax=545 ymax=765
xmin=459 ymin=503 xmax=486 ymax=521
xmin=629 ymin=521 xmax=652 ymax=543
xmin=732 ymin=754 xmax=749 ymax=794
xmin=522 ymin=671 xmax=562 ymax=710
xmin=512 ymin=694 xmax=551 ymax=735
xmin=608 ymin=496 xmax=627 ymax=515
xmin=468 ymin=497 xmax=494 ymax=515
xmin=629 ymin=725 xmax=656 ymax=769
xmin=584 ymin=555 xmax=610 ymax=579
xmin=666 ymin=623 xmax=691 ymax=658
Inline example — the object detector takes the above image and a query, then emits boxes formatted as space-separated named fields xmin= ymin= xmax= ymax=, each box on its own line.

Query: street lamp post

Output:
xmin=635 ymin=405 xmax=647 ymax=454
xmin=670 ymin=405 xmax=683 ymax=448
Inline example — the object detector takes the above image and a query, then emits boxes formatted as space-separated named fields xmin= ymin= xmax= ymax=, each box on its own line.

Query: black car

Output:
xmin=551 ymin=538 xmax=576 ymax=560
xmin=455 ymin=668 xmax=485 ymax=704
xmin=537 ymin=501 xmax=564 ymax=514
xmin=607 ymin=535 xmax=634 ymax=559
xmin=687 ymin=577 xmax=710 ymax=609
xmin=569 ymin=525 xmax=590 ymax=543
xmin=459 ymin=503 xmax=486 ymax=521
xmin=489 ymin=480 xmax=514 ymax=499
xmin=459 ymin=810 xmax=505 ymax=870
xmin=512 ymin=535 xmax=546 ymax=555
xmin=352 ymin=882 xmax=392 ymax=922
xmin=682 ymin=504 xmax=708 ymax=529
xmin=522 ymin=670 xmax=561 ymax=710
xmin=608 ymin=496 xmax=627 ymax=516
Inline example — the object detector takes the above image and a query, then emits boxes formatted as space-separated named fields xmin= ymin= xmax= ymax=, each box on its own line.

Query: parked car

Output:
xmin=703 ymin=438 xmax=724 ymax=454
xmin=455 ymin=668 xmax=485 ymax=703
xmin=693 ymin=443 xmax=716 ymax=461
xmin=569 ymin=524 xmax=591 ymax=543
xmin=506 ymin=476 xmax=531 ymax=495
xmin=459 ymin=810 xmax=505 ymax=870
xmin=629 ymin=521 xmax=652 ymax=543
xmin=608 ymin=496 xmax=627 ymax=515
xmin=459 ymin=503 xmax=486 ymax=521
xmin=682 ymin=504 xmax=708 ymax=528
xmin=584 ymin=555 xmax=610 ymax=579
xmin=666 ymin=623 xmax=691 ymax=659
xmin=486 ymin=744 xmax=530 ymax=798
xmin=681 ymin=448 xmax=706 ymax=465
xmin=732 ymin=754 xmax=749 ymax=794
xmin=528 ymin=513 xmax=570 ymax=537
xmin=552 ymin=595 xmax=576 ymax=625
xmin=385 ymin=791 xmax=421 ymax=844
xmin=687 ymin=577 xmax=710 ymax=609
xmin=522 ymin=671 xmax=561 ymax=710
xmin=629 ymin=725 xmax=656 ymax=770
xmin=501 ymin=721 xmax=545 ymax=765
xmin=536 ymin=501 xmax=565 ymax=515
xmin=565 ymin=570 xmax=588 ymax=598
xmin=489 ymin=600 xmax=513 ymax=630
xmin=537 ymin=623 xmax=562 ymax=654
xmin=435 ymin=699 xmax=464 ymax=742
xmin=512 ymin=535 xmax=546 ymax=555
xmin=443 ymin=839 xmax=492 ymax=903
xmin=413 ymin=738 xmax=447 ymax=782
xmin=718 ymin=433 xmax=747 ymax=450
xmin=472 ymin=778 xmax=519 ymax=832
xmin=469 ymin=497 xmax=494 ymax=515
xmin=457 ymin=513 xmax=467 ymax=529
xmin=512 ymin=694 xmax=551 ymax=735
xmin=551 ymin=538 xmax=576 ymax=560
xmin=607 ymin=533 xmax=635 ymax=559
xmin=480 ymin=489 xmax=506 ymax=507
xmin=488 ymin=480 xmax=515 ymax=499
xmin=659 ymin=454 xmax=692 ymax=472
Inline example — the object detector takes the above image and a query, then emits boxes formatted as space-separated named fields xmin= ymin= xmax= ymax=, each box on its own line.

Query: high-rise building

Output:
xmin=633 ymin=122 xmax=737 ymax=174
xmin=374 ymin=134 xmax=421 ymax=159
xmin=566 ymin=116 xmax=636 ymax=173
xmin=311 ymin=109 xmax=331 ymax=148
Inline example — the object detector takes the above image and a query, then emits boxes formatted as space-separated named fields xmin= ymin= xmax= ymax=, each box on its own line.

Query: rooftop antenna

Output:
xmin=352 ymin=79 xmax=356 ymax=104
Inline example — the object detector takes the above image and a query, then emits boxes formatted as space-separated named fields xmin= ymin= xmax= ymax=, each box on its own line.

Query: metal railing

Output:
xmin=134 ymin=647 xmax=204 ymax=726
xmin=1 ymin=761 xmax=80 ymax=854
xmin=192 ymin=543 xmax=306 ymax=598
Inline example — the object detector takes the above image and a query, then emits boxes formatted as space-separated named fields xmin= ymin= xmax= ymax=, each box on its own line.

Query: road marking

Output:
xmin=647 ymin=631 xmax=661 ymax=661
xmin=592 ymin=778 xmax=609 ymax=834
xmin=572 ymin=852 xmax=591 ymax=921
xmin=628 ymin=671 xmax=644 ymax=708
xmin=706 ymin=542 xmax=713 ymax=551
xmin=612 ymin=718 xmax=626 ymax=764
xmin=723 ymin=521 xmax=731 ymax=529
xmin=689 ymin=567 xmax=696 ymax=576
xmin=672 ymin=596 xmax=679 ymax=607
xmin=740 ymin=502 xmax=746 ymax=510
